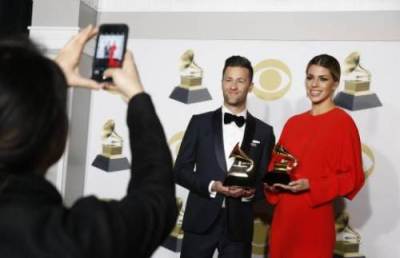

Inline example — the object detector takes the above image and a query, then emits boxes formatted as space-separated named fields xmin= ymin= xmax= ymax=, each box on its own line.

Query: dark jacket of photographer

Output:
xmin=0 ymin=93 xmax=177 ymax=258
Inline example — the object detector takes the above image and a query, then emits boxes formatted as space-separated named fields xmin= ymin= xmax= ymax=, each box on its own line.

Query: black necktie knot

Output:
xmin=224 ymin=113 xmax=246 ymax=127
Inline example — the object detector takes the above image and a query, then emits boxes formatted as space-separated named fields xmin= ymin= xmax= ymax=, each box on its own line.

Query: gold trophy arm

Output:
xmin=111 ymin=131 xmax=123 ymax=142
xmin=246 ymin=160 xmax=254 ymax=173
xmin=273 ymin=144 xmax=298 ymax=166
xmin=229 ymin=143 xmax=252 ymax=160
xmin=189 ymin=61 xmax=203 ymax=72
xmin=358 ymin=63 xmax=371 ymax=80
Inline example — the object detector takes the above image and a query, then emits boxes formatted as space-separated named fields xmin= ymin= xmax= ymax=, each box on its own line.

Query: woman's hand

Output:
xmin=286 ymin=179 xmax=310 ymax=193
xmin=55 ymin=25 xmax=103 ymax=89
xmin=264 ymin=179 xmax=310 ymax=193
xmin=264 ymin=183 xmax=279 ymax=193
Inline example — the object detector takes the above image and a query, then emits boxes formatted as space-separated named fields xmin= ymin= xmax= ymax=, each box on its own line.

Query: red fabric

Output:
xmin=265 ymin=107 xmax=365 ymax=258
xmin=107 ymin=43 xmax=119 ymax=67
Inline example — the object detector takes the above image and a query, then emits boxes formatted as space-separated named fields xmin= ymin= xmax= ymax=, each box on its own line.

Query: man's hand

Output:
xmin=212 ymin=182 xmax=254 ymax=198
xmin=102 ymin=51 xmax=144 ymax=102
xmin=55 ymin=25 xmax=102 ymax=89
xmin=241 ymin=187 xmax=256 ymax=198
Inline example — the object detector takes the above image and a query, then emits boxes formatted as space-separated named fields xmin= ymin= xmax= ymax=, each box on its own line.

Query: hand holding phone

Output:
xmin=92 ymin=24 xmax=129 ymax=82
xmin=55 ymin=25 xmax=102 ymax=89
xmin=103 ymin=51 xmax=144 ymax=101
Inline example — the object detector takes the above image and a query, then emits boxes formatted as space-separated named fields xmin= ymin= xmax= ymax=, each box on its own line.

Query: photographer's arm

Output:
xmin=57 ymin=26 xmax=177 ymax=258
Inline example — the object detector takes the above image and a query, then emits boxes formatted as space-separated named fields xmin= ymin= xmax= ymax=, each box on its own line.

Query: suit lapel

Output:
xmin=213 ymin=108 xmax=227 ymax=172
xmin=241 ymin=112 xmax=256 ymax=155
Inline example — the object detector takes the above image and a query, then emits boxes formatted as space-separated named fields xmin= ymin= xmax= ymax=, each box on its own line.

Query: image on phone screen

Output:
xmin=96 ymin=34 xmax=125 ymax=68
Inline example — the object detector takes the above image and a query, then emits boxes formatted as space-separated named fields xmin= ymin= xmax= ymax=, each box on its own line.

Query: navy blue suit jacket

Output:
xmin=174 ymin=108 xmax=275 ymax=242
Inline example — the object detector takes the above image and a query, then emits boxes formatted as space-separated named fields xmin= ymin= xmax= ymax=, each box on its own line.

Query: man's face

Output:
xmin=222 ymin=66 xmax=253 ymax=108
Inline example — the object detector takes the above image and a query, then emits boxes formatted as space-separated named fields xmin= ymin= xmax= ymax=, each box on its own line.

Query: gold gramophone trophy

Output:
xmin=169 ymin=49 xmax=212 ymax=104
xmin=334 ymin=52 xmax=382 ymax=111
xmin=334 ymin=211 xmax=366 ymax=258
xmin=92 ymin=119 xmax=130 ymax=172
xmin=263 ymin=144 xmax=298 ymax=185
xmin=224 ymin=143 xmax=255 ymax=187
xmin=162 ymin=198 xmax=185 ymax=252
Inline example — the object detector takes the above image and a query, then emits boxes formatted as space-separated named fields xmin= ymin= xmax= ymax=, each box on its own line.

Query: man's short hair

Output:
xmin=222 ymin=55 xmax=254 ymax=82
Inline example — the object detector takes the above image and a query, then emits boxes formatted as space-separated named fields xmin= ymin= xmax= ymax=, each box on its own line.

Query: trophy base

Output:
xmin=334 ymin=91 xmax=382 ymax=111
xmin=169 ymin=86 xmax=212 ymax=104
xmin=162 ymin=234 xmax=183 ymax=252
xmin=263 ymin=172 xmax=291 ymax=185
xmin=335 ymin=241 xmax=360 ymax=253
xmin=92 ymin=155 xmax=130 ymax=172
xmin=334 ymin=252 xmax=365 ymax=258
xmin=223 ymin=175 xmax=254 ymax=187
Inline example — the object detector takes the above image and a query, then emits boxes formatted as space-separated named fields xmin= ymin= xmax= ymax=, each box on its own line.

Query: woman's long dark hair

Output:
xmin=0 ymin=37 xmax=68 ymax=174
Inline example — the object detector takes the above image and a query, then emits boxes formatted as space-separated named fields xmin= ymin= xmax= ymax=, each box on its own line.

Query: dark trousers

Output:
xmin=180 ymin=208 xmax=252 ymax=258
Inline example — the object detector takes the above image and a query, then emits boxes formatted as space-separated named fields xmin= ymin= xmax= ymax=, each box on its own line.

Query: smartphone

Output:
xmin=92 ymin=24 xmax=129 ymax=82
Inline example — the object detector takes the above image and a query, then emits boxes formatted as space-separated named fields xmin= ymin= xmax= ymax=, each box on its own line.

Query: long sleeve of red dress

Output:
xmin=306 ymin=116 xmax=365 ymax=207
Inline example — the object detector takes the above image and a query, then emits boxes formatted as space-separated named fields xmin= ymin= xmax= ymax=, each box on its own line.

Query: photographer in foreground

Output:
xmin=0 ymin=25 xmax=177 ymax=258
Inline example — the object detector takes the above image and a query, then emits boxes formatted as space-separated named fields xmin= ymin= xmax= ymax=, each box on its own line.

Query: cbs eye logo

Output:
xmin=252 ymin=59 xmax=292 ymax=101
xmin=362 ymin=143 xmax=375 ymax=178
xmin=168 ymin=131 xmax=185 ymax=162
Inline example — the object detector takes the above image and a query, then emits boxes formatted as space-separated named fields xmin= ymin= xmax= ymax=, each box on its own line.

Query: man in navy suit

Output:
xmin=174 ymin=56 xmax=275 ymax=258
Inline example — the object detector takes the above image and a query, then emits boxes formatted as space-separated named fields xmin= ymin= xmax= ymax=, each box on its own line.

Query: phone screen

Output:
xmin=92 ymin=24 xmax=128 ymax=82
xmin=95 ymin=34 xmax=124 ymax=67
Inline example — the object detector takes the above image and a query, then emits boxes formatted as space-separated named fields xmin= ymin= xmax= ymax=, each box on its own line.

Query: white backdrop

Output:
xmin=82 ymin=39 xmax=400 ymax=257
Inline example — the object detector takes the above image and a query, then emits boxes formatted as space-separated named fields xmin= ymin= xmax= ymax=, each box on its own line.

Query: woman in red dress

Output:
xmin=264 ymin=54 xmax=365 ymax=258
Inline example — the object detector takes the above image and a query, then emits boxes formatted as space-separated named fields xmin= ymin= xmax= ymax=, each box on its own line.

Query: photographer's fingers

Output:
xmin=76 ymin=25 xmax=98 ymax=46
xmin=72 ymin=75 xmax=103 ymax=90
xmin=56 ymin=25 xmax=102 ymax=89
xmin=122 ymin=51 xmax=143 ymax=88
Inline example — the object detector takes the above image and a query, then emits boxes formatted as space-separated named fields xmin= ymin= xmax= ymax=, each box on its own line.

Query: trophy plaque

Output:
xmin=224 ymin=143 xmax=255 ymax=187
xmin=334 ymin=52 xmax=382 ymax=111
xmin=334 ymin=212 xmax=366 ymax=258
xmin=263 ymin=144 xmax=298 ymax=185
xmin=92 ymin=119 xmax=130 ymax=172
xmin=169 ymin=49 xmax=212 ymax=104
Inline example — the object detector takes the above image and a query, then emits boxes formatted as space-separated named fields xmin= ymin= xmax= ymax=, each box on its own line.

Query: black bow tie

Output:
xmin=224 ymin=113 xmax=246 ymax=127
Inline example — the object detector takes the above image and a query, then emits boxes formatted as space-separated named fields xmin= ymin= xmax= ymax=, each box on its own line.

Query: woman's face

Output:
xmin=305 ymin=64 xmax=338 ymax=105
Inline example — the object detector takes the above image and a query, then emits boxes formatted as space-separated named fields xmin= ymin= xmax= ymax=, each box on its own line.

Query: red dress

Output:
xmin=265 ymin=108 xmax=365 ymax=258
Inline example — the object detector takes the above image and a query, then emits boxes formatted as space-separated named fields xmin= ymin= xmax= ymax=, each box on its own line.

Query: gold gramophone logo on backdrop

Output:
xmin=169 ymin=49 xmax=212 ymax=104
xmin=252 ymin=218 xmax=269 ymax=256
xmin=335 ymin=211 xmax=366 ymax=258
xmin=362 ymin=143 xmax=375 ymax=178
xmin=162 ymin=197 xmax=185 ymax=252
xmin=334 ymin=52 xmax=382 ymax=111
xmin=92 ymin=119 xmax=130 ymax=172
xmin=333 ymin=142 xmax=374 ymax=258
xmin=253 ymin=59 xmax=292 ymax=101
xmin=168 ymin=131 xmax=185 ymax=162
xmin=162 ymin=131 xmax=185 ymax=252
